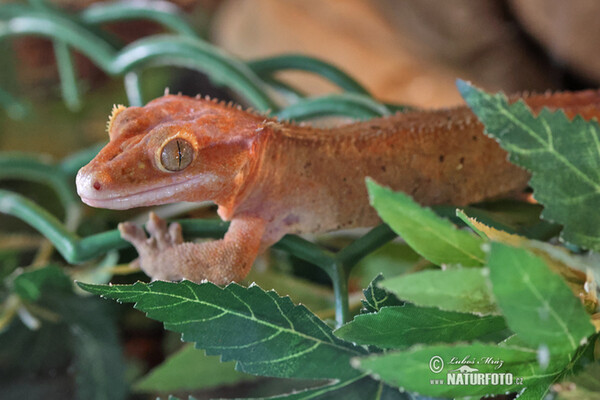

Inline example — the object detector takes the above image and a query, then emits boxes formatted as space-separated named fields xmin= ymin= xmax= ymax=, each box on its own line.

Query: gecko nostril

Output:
xmin=93 ymin=181 xmax=102 ymax=191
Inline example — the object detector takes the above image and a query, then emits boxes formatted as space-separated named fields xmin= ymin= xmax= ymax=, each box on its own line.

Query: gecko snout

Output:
xmin=75 ymin=165 xmax=108 ymax=206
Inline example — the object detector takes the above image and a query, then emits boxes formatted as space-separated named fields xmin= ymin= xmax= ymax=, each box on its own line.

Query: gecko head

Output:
xmin=76 ymin=95 xmax=266 ymax=210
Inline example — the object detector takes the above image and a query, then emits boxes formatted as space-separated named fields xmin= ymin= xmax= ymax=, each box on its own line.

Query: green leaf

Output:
xmin=49 ymin=293 xmax=128 ymax=400
xmin=1 ymin=284 xmax=127 ymax=400
xmin=458 ymin=80 xmax=600 ymax=251
xmin=78 ymin=280 xmax=365 ymax=380
xmin=380 ymin=269 xmax=497 ymax=314
xmin=13 ymin=265 xmax=72 ymax=301
xmin=334 ymin=305 xmax=506 ymax=349
xmin=487 ymin=243 xmax=595 ymax=352
xmin=457 ymin=212 xmax=599 ymax=313
xmin=361 ymin=274 xmax=403 ymax=314
xmin=366 ymin=179 xmax=485 ymax=266
xmin=354 ymin=343 xmax=561 ymax=397
xmin=4 ymin=265 xmax=127 ymax=400
xmin=135 ymin=344 xmax=255 ymax=392
xmin=0 ymin=312 xmax=72 ymax=375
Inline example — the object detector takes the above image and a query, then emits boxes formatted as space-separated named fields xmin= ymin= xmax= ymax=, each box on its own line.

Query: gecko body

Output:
xmin=76 ymin=89 xmax=600 ymax=283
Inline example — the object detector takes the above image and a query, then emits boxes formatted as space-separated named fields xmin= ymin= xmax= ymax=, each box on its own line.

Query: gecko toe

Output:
xmin=146 ymin=211 xmax=168 ymax=235
xmin=118 ymin=222 xmax=148 ymax=246
xmin=168 ymin=222 xmax=184 ymax=244
xmin=144 ymin=212 xmax=183 ymax=251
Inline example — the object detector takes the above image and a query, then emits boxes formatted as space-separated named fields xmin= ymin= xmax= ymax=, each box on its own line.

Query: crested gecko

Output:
xmin=76 ymin=88 xmax=600 ymax=284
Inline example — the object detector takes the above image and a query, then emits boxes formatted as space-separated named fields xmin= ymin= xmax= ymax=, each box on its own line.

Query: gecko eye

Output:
xmin=160 ymin=138 xmax=194 ymax=172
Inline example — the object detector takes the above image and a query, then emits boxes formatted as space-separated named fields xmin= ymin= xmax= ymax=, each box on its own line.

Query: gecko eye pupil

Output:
xmin=160 ymin=138 xmax=193 ymax=172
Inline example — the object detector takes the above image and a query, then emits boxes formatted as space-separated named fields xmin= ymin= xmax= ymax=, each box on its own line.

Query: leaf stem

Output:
xmin=336 ymin=224 xmax=396 ymax=273
xmin=328 ymin=262 xmax=349 ymax=327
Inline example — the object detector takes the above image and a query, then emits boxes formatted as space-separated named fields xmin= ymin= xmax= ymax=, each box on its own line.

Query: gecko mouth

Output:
xmin=76 ymin=171 xmax=217 ymax=210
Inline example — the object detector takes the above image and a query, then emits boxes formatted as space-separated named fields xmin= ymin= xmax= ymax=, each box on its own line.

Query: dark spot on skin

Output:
xmin=343 ymin=177 xmax=347 ymax=182
xmin=304 ymin=162 xmax=312 ymax=169
xmin=460 ymin=156 xmax=465 ymax=164
xmin=93 ymin=181 xmax=101 ymax=190
xmin=381 ymin=165 xmax=387 ymax=172
xmin=472 ymin=135 xmax=478 ymax=141
xmin=283 ymin=214 xmax=300 ymax=226
xmin=439 ymin=155 xmax=444 ymax=162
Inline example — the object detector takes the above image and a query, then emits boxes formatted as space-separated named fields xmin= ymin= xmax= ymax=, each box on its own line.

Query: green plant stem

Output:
xmin=80 ymin=0 xmax=198 ymax=38
xmin=0 ymin=154 xmax=82 ymax=229
xmin=123 ymin=70 xmax=144 ymax=107
xmin=384 ymin=102 xmax=416 ymax=113
xmin=0 ymin=190 xmax=80 ymax=258
xmin=53 ymin=40 xmax=80 ymax=111
xmin=29 ymin=0 xmax=80 ymax=112
xmin=0 ymin=191 xmax=337 ymax=271
xmin=272 ymin=234 xmax=336 ymax=270
xmin=0 ymin=3 xmax=402 ymax=119
xmin=0 ymin=154 xmax=76 ymax=207
xmin=260 ymin=76 xmax=305 ymax=104
xmin=336 ymin=224 xmax=397 ymax=271
xmin=275 ymin=93 xmax=390 ymax=121
xmin=111 ymin=36 xmax=276 ymax=110
xmin=323 ymin=225 xmax=397 ymax=326
xmin=0 ymin=188 xmax=375 ymax=326
xmin=0 ymin=87 xmax=28 ymax=119
xmin=328 ymin=262 xmax=349 ymax=327
xmin=249 ymin=55 xmax=370 ymax=96
xmin=0 ymin=6 xmax=117 ymax=66
xmin=0 ymin=9 xmax=276 ymax=111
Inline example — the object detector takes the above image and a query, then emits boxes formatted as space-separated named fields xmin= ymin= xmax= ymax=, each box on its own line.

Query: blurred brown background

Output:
xmin=210 ymin=0 xmax=600 ymax=106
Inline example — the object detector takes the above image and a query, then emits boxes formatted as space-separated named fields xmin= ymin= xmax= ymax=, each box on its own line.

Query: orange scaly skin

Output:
xmin=76 ymin=89 xmax=600 ymax=284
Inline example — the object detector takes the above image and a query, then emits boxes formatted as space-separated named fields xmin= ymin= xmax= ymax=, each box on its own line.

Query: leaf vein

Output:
xmin=113 ymin=287 xmax=363 ymax=355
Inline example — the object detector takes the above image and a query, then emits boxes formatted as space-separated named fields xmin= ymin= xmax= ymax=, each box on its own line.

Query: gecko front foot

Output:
xmin=119 ymin=212 xmax=186 ymax=281
xmin=118 ymin=212 xmax=268 ymax=285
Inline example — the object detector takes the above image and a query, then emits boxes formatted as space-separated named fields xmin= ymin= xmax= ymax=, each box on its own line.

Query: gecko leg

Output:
xmin=119 ymin=212 xmax=266 ymax=285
